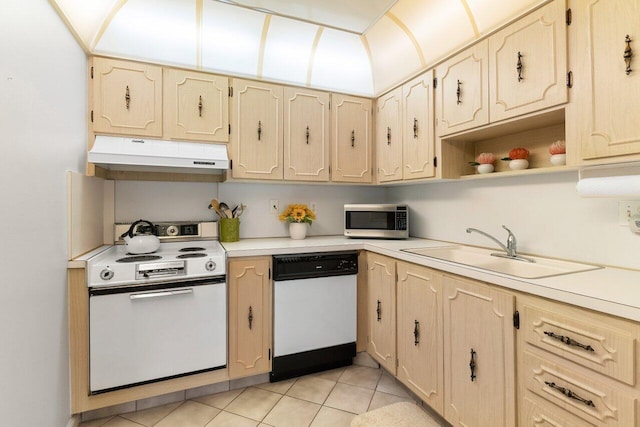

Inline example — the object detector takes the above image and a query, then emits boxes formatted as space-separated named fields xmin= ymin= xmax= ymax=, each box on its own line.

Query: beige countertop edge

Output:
xmin=222 ymin=236 xmax=640 ymax=323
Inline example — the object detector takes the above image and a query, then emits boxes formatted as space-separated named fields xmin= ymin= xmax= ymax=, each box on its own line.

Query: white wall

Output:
xmin=386 ymin=172 xmax=640 ymax=270
xmin=0 ymin=0 xmax=87 ymax=426
xmin=114 ymin=181 xmax=386 ymax=238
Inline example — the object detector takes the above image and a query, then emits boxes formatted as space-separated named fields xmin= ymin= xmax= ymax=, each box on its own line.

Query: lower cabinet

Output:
xmin=366 ymin=253 xmax=397 ymax=374
xmin=227 ymin=257 xmax=272 ymax=379
xmin=442 ymin=274 xmax=516 ymax=427
xmin=396 ymin=261 xmax=444 ymax=413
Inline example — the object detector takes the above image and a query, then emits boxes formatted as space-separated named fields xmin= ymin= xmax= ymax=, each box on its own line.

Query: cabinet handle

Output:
xmin=543 ymin=331 xmax=595 ymax=352
xmin=351 ymin=130 xmax=355 ymax=147
xmin=306 ymin=125 xmax=310 ymax=144
xmin=248 ymin=305 xmax=253 ymax=330
xmin=125 ymin=85 xmax=131 ymax=110
xmin=413 ymin=118 xmax=418 ymax=138
xmin=387 ymin=127 xmax=391 ymax=145
xmin=258 ymin=121 xmax=262 ymax=141
xmin=456 ymin=80 xmax=462 ymax=104
xmin=624 ymin=35 xmax=633 ymax=75
xmin=413 ymin=320 xmax=420 ymax=345
xmin=469 ymin=348 xmax=476 ymax=381
xmin=376 ymin=299 xmax=381 ymax=321
xmin=517 ymin=51 xmax=524 ymax=81
xmin=198 ymin=95 xmax=203 ymax=117
xmin=544 ymin=381 xmax=595 ymax=408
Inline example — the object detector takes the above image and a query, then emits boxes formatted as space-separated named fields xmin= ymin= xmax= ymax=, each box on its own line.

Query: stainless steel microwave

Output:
xmin=344 ymin=204 xmax=408 ymax=239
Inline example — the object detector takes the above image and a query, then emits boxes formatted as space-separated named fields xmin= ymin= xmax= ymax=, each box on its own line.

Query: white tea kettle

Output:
xmin=119 ymin=219 xmax=161 ymax=254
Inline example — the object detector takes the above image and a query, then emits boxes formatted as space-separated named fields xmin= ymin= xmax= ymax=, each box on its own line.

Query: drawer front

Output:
xmin=523 ymin=351 xmax=637 ymax=426
xmin=521 ymin=392 xmax=587 ymax=427
xmin=522 ymin=303 xmax=636 ymax=385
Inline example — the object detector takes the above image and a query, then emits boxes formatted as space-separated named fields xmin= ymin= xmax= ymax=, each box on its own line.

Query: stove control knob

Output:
xmin=100 ymin=268 xmax=114 ymax=281
xmin=205 ymin=261 xmax=217 ymax=272
xmin=166 ymin=225 xmax=179 ymax=236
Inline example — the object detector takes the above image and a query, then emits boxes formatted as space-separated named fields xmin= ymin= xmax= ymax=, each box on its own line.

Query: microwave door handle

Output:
xmin=130 ymin=289 xmax=193 ymax=300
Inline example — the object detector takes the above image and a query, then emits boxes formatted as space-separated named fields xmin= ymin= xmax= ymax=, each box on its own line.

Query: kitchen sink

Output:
xmin=401 ymin=245 xmax=601 ymax=279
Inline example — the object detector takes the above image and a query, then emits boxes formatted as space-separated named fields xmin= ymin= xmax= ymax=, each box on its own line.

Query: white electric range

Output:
xmin=86 ymin=221 xmax=227 ymax=394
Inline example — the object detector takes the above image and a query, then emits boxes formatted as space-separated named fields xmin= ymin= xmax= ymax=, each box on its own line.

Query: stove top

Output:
xmin=87 ymin=240 xmax=226 ymax=288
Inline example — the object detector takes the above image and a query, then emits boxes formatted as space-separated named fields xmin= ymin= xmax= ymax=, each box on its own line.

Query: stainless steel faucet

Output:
xmin=466 ymin=225 xmax=534 ymax=263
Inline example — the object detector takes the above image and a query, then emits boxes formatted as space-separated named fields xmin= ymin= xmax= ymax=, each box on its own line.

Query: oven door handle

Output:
xmin=129 ymin=288 xmax=193 ymax=300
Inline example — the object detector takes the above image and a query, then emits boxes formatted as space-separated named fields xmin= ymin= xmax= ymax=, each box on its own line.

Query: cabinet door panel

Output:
xmin=403 ymin=71 xmax=435 ymax=180
xmin=92 ymin=58 xmax=162 ymax=137
xmin=376 ymin=88 xmax=403 ymax=182
xmin=366 ymin=253 xmax=396 ymax=374
xmin=228 ymin=257 xmax=271 ymax=379
xmin=443 ymin=275 xmax=515 ymax=427
xmin=284 ymin=87 xmax=330 ymax=181
xmin=231 ymin=79 xmax=283 ymax=180
xmin=576 ymin=0 xmax=640 ymax=159
xmin=436 ymin=41 xmax=489 ymax=136
xmin=332 ymin=94 xmax=372 ymax=183
xmin=164 ymin=69 xmax=229 ymax=142
xmin=489 ymin=0 xmax=568 ymax=121
xmin=397 ymin=262 xmax=443 ymax=412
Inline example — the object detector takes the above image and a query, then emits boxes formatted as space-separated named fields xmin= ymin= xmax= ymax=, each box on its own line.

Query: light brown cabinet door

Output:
xmin=403 ymin=70 xmax=435 ymax=180
xmin=331 ymin=94 xmax=373 ymax=183
xmin=231 ymin=79 xmax=283 ymax=180
xmin=376 ymin=87 xmax=403 ymax=182
xmin=366 ymin=253 xmax=396 ymax=374
xmin=91 ymin=57 xmax=162 ymax=137
xmin=489 ymin=0 xmax=568 ymax=122
xmin=573 ymin=0 xmax=640 ymax=160
xmin=443 ymin=275 xmax=515 ymax=427
xmin=228 ymin=257 xmax=272 ymax=379
xmin=284 ymin=87 xmax=330 ymax=181
xmin=436 ymin=40 xmax=489 ymax=136
xmin=396 ymin=262 xmax=443 ymax=413
xmin=163 ymin=69 xmax=229 ymax=142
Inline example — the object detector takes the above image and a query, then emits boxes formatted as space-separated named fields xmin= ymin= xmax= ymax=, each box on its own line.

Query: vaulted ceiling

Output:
xmin=50 ymin=0 xmax=544 ymax=96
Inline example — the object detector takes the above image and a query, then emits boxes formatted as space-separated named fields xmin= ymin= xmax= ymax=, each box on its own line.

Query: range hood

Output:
xmin=88 ymin=136 xmax=229 ymax=175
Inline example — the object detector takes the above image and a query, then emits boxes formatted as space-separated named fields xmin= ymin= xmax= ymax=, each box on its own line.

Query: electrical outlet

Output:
xmin=270 ymin=199 xmax=279 ymax=214
xmin=310 ymin=201 xmax=317 ymax=213
xmin=618 ymin=200 xmax=640 ymax=225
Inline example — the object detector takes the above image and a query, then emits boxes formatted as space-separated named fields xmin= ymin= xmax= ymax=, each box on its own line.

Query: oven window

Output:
xmin=346 ymin=211 xmax=395 ymax=230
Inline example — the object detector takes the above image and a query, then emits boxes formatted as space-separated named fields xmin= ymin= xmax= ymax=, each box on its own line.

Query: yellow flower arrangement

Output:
xmin=279 ymin=204 xmax=316 ymax=225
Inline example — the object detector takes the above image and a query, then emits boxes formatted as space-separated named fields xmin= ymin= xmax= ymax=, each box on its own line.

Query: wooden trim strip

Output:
xmin=360 ymin=34 xmax=375 ymax=91
xmin=306 ymin=27 xmax=324 ymax=86
xmin=460 ymin=0 xmax=480 ymax=37
xmin=91 ymin=0 xmax=129 ymax=51
xmin=257 ymin=14 xmax=272 ymax=79
xmin=196 ymin=0 xmax=204 ymax=69
xmin=48 ymin=0 xmax=90 ymax=53
xmin=386 ymin=11 xmax=426 ymax=68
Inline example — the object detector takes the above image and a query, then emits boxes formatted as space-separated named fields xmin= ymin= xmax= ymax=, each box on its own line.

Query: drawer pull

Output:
xmin=544 ymin=331 xmax=595 ymax=352
xmin=624 ymin=35 xmax=632 ymax=75
xmin=544 ymin=381 xmax=595 ymax=408
xmin=413 ymin=320 xmax=420 ymax=346
xmin=248 ymin=305 xmax=253 ymax=330
xmin=517 ymin=51 xmax=524 ymax=81
xmin=469 ymin=348 xmax=476 ymax=382
xmin=376 ymin=299 xmax=381 ymax=321
xmin=456 ymin=80 xmax=462 ymax=104
xmin=198 ymin=95 xmax=203 ymax=117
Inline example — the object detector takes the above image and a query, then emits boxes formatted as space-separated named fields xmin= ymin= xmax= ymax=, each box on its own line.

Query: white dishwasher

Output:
xmin=271 ymin=251 xmax=358 ymax=382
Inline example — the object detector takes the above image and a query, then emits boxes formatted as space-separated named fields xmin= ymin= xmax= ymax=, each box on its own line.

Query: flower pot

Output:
xmin=289 ymin=222 xmax=308 ymax=240
xmin=477 ymin=163 xmax=494 ymax=174
xmin=550 ymin=153 xmax=566 ymax=166
xmin=509 ymin=159 xmax=529 ymax=170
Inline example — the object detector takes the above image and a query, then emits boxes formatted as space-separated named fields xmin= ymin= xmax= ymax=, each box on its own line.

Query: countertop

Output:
xmin=222 ymin=235 xmax=640 ymax=322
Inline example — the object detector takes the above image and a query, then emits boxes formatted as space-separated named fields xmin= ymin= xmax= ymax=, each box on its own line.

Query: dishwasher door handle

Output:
xmin=130 ymin=289 xmax=194 ymax=300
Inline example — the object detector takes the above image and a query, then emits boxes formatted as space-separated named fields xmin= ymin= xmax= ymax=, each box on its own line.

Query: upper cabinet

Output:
xmin=283 ymin=87 xmax=330 ymax=182
xmin=403 ymin=70 xmax=436 ymax=180
xmin=163 ymin=69 xmax=229 ymax=143
xmin=331 ymin=94 xmax=373 ymax=183
xmin=572 ymin=0 xmax=640 ymax=161
xmin=230 ymin=79 xmax=284 ymax=180
xmin=376 ymin=87 xmax=403 ymax=183
xmin=488 ymin=0 xmax=568 ymax=122
xmin=436 ymin=40 xmax=489 ymax=137
xmin=91 ymin=57 xmax=163 ymax=137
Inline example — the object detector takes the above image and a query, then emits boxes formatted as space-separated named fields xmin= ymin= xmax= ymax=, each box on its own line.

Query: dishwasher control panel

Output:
xmin=272 ymin=251 xmax=358 ymax=281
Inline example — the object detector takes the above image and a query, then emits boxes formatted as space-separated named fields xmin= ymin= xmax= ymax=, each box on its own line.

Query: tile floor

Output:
xmin=79 ymin=365 xmax=444 ymax=427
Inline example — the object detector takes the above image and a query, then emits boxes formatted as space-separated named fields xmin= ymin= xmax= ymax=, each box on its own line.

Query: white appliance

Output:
xmin=86 ymin=223 xmax=227 ymax=393
xmin=271 ymin=251 xmax=358 ymax=382
xmin=88 ymin=135 xmax=229 ymax=174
